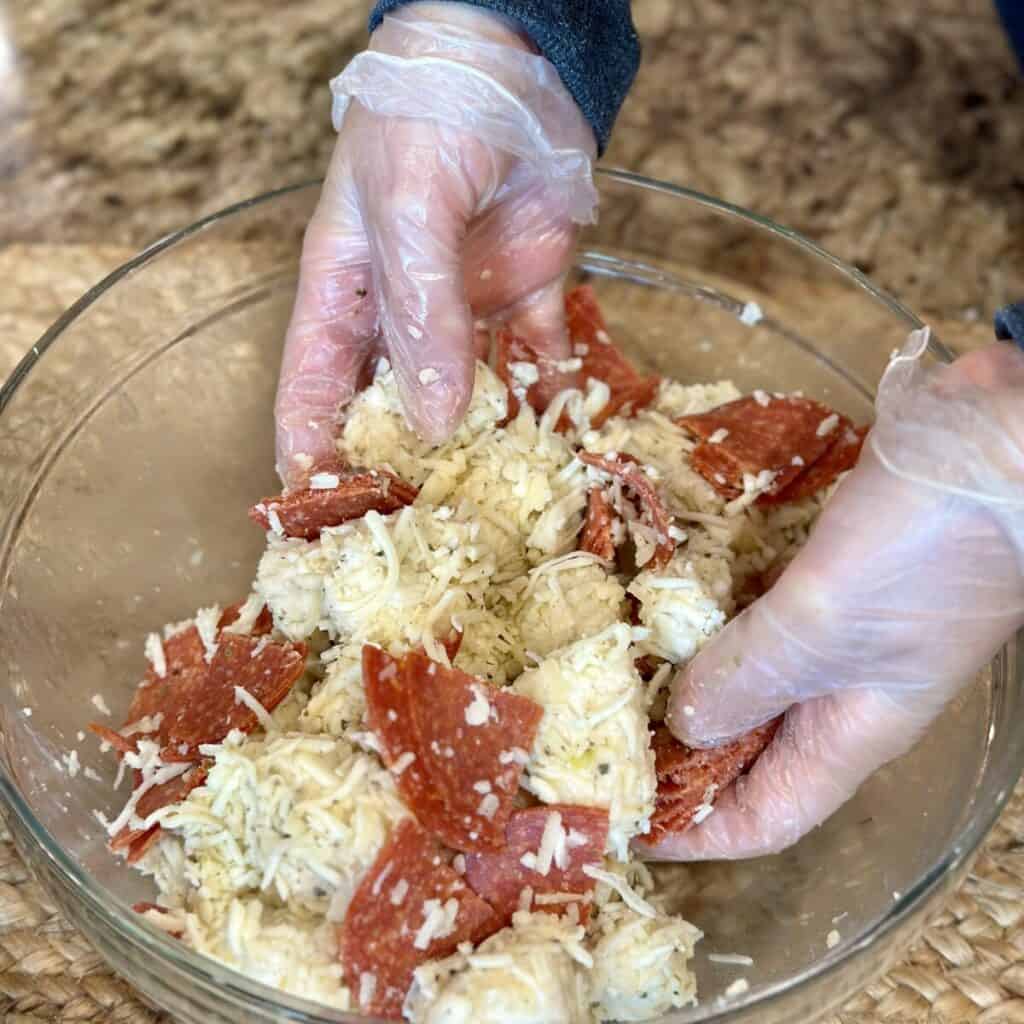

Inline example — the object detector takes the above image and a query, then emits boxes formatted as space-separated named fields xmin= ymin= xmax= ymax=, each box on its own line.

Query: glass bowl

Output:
xmin=0 ymin=170 xmax=1020 ymax=1024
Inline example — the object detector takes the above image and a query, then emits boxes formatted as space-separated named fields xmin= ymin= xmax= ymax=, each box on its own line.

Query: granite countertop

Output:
xmin=1 ymin=0 xmax=1023 ymax=326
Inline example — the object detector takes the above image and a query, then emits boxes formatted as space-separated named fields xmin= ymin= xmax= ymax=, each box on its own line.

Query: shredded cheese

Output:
xmin=464 ymin=685 xmax=491 ymax=726
xmin=93 ymin=361 xmax=842 ymax=1014
xmin=144 ymin=633 xmax=167 ymax=677
xmin=583 ymin=864 xmax=657 ymax=919
xmin=414 ymin=897 xmax=460 ymax=950
xmin=816 ymin=413 xmax=840 ymax=438
xmin=534 ymin=811 xmax=565 ymax=876
xmin=233 ymin=687 xmax=276 ymax=734
xmin=512 ymin=625 xmax=655 ymax=858
xmin=309 ymin=473 xmax=340 ymax=490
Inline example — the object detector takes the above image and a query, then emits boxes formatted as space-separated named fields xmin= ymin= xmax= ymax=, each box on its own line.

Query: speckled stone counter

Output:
xmin=2 ymin=0 xmax=1023 ymax=323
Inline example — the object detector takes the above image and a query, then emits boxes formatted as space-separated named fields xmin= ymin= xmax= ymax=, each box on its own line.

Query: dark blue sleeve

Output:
xmin=995 ymin=0 xmax=1024 ymax=71
xmin=368 ymin=0 xmax=640 ymax=154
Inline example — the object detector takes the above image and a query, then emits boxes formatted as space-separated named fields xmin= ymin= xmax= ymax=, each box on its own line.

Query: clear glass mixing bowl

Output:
xmin=0 ymin=170 xmax=1021 ymax=1024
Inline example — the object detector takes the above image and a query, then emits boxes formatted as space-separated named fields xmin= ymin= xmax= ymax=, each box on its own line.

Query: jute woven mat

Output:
xmin=0 ymin=244 xmax=1018 ymax=1024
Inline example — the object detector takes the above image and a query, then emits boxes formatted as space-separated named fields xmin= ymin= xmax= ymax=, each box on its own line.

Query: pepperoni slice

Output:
xmin=626 ymin=596 xmax=664 ymax=679
xmin=677 ymin=395 xmax=842 ymax=500
xmin=165 ymin=634 xmax=306 ymax=755
xmin=648 ymin=720 xmax=781 ymax=840
xmin=217 ymin=600 xmax=274 ymax=636
xmin=566 ymin=286 xmax=659 ymax=428
xmin=110 ymin=762 xmax=209 ymax=863
xmin=464 ymin=804 xmax=608 ymax=927
xmin=579 ymin=488 xmax=617 ymax=562
xmin=125 ymin=626 xmax=209 ymax=738
xmin=95 ymin=627 xmax=305 ymax=764
xmin=364 ymin=647 xmax=543 ymax=853
xmin=441 ymin=629 xmax=463 ymax=663
xmin=249 ymin=457 xmax=418 ymax=542
xmin=133 ymin=901 xmax=170 ymax=914
xmin=339 ymin=819 xmax=498 ymax=1019
xmin=577 ymin=452 xmax=675 ymax=570
xmin=88 ymin=723 xmax=136 ymax=756
xmin=494 ymin=328 xmax=579 ymax=428
xmin=761 ymin=422 xmax=868 ymax=505
xmin=634 ymin=654 xmax=663 ymax=682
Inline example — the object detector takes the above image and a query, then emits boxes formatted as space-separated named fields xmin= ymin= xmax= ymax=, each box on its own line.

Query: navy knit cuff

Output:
xmin=995 ymin=302 xmax=1024 ymax=349
xmin=368 ymin=0 xmax=640 ymax=155
xmin=994 ymin=0 xmax=1024 ymax=72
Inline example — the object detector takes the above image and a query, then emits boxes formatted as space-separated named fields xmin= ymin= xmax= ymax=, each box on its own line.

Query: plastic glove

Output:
xmin=641 ymin=330 xmax=1024 ymax=861
xmin=274 ymin=2 xmax=597 ymax=485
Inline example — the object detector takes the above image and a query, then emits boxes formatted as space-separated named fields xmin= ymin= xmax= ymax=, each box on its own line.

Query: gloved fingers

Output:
xmin=640 ymin=688 xmax=924 ymax=861
xmin=664 ymin=579 xmax=844 ymax=749
xmin=462 ymin=174 xmax=579 ymax=321
xmin=500 ymin=278 xmax=573 ymax=362
xmin=275 ymin=162 xmax=378 ymax=487
xmin=355 ymin=116 xmax=492 ymax=445
xmin=662 ymin=461 xmax=926 ymax=748
xmin=315 ymin=4 xmax=596 ymax=448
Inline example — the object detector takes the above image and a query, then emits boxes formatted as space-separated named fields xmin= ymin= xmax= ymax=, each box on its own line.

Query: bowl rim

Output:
xmin=0 ymin=169 xmax=1000 ymax=1023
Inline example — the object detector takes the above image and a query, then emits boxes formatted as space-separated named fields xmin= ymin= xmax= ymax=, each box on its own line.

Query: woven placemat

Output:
xmin=0 ymin=244 xmax=1018 ymax=1024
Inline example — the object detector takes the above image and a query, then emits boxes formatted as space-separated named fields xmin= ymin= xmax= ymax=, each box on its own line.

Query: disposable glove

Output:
xmin=274 ymin=2 xmax=597 ymax=485
xmin=642 ymin=327 xmax=1024 ymax=860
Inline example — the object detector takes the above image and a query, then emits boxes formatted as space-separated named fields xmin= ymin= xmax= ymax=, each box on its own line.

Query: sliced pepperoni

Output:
xmin=579 ymin=488 xmax=617 ymax=562
xmin=164 ymin=634 xmax=306 ymax=754
xmin=88 ymin=723 xmax=135 ymax=756
xmin=648 ymin=720 xmax=781 ymax=841
xmin=217 ymin=600 xmax=274 ymax=636
xmin=494 ymin=328 xmax=578 ymax=428
xmin=110 ymin=763 xmax=208 ymax=863
xmin=100 ymin=629 xmax=305 ymax=765
xmin=626 ymin=595 xmax=664 ymax=680
xmin=491 ymin=288 xmax=657 ymax=430
xmin=566 ymin=285 xmax=659 ymax=427
xmin=364 ymin=647 xmax=543 ymax=853
xmin=125 ymin=626 xmax=209 ymax=737
xmin=677 ymin=395 xmax=842 ymax=500
xmin=339 ymin=819 xmax=498 ymax=1019
xmin=441 ymin=629 xmax=463 ymax=663
xmin=761 ymin=422 xmax=868 ymax=505
xmin=464 ymin=804 xmax=608 ymax=927
xmin=133 ymin=901 xmax=169 ymax=914
xmin=249 ymin=464 xmax=417 ymax=542
xmin=577 ymin=452 xmax=675 ymax=570
xmin=93 ymin=617 xmax=302 ymax=763
xmin=634 ymin=654 xmax=663 ymax=682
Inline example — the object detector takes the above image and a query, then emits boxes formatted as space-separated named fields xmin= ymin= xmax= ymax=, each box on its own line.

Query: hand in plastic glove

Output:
xmin=274 ymin=2 xmax=597 ymax=485
xmin=642 ymin=328 xmax=1024 ymax=861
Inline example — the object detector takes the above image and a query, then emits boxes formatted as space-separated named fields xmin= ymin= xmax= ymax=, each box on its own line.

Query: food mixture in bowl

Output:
xmin=85 ymin=286 xmax=866 ymax=1022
